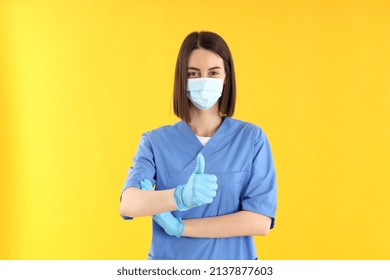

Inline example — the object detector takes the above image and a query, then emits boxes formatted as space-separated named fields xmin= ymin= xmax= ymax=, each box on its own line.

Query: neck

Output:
xmin=188 ymin=105 xmax=223 ymax=137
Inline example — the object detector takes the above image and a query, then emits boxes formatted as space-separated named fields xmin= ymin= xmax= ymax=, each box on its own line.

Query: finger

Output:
xmin=194 ymin=153 xmax=205 ymax=174
xmin=196 ymin=184 xmax=218 ymax=196
xmin=200 ymin=174 xmax=217 ymax=183
xmin=194 ymin=191 xmax=214 ymax=205
xmin=140 ymin=179 xmax=153 ymax=190
xmin=196 ymin=178 xmax=218 ymax=190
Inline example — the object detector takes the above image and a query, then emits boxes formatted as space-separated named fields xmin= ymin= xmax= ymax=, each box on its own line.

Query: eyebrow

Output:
xmin=187 ymin=66 xmax=222 ymax=71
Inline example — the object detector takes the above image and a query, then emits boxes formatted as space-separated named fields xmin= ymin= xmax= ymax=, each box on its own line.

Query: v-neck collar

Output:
xmin=177 ymin=117 xmax=232 ymax=156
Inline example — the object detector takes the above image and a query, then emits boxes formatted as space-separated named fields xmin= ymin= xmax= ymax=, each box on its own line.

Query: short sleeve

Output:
xmin=241 ymin=128 xmax=277 ymax=229
xmin=120 ymin=133 xmax=156 ymax=220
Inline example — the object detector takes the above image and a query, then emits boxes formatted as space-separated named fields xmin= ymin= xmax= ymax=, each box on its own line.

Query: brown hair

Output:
xmin=173 ymin=31 xmax=236 ymax=123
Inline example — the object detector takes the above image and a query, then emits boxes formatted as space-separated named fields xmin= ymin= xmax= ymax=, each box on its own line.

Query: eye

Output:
xmin=188 ymin=72 xmax=200 ymax=78
xmin=209 ymin=71 xmax=220 ymax=76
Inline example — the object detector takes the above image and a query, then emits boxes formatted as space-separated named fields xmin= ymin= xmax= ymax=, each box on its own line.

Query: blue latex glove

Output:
xmin=174 ymin=153 xmax=218 ymax=211
xmin=140 ymin=179 xmax=184 ymax=238
xmin=153 ymin=212 xmax=184 ymax=238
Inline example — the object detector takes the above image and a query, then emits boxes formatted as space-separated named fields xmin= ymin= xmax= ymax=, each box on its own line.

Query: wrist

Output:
xmin=166 ymin=188 xmax=177 ymax=210
xmin=173 ymin=184 xmax=189 ymax=211
xmin=181 ymin=219 xmax=190 ymax=237
xmin=176 ymin=217 xmax=185 ymax=238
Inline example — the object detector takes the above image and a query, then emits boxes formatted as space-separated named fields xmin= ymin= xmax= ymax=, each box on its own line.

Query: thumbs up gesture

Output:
xmin=174 ymin=153 xmax=218 ymax=211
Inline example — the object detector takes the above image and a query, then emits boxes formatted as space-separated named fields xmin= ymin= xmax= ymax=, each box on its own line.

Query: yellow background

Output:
xmin=1 ymin=0 xmax=389 ymax=259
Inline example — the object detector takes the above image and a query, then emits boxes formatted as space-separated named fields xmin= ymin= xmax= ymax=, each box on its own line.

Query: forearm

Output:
xmin=182 ymin=210 xmax=272 ymax=238
xmin=120 ymin=187 xmax=177 ymax=217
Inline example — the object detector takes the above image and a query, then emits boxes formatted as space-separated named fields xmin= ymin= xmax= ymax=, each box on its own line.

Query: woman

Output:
xmin=119 ymin=31 xmax=277 ymax=260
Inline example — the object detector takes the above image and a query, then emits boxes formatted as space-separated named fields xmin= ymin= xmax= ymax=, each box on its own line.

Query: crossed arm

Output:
xmin=120 ymin=187 xmax=272 ymax=238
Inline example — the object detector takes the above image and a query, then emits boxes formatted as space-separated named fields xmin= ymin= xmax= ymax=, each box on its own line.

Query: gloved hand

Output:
xmin=140 ymin=179 xmax=184 ymax=238
xmin=174 ymin=153 xmax=218 ymax=211
xmin=153 ymin=211 xmax=184 ymax=238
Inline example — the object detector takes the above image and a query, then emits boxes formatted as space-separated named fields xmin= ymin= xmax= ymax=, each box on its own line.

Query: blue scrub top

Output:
xmin=121 ymin=117 xmax=277 ymax=260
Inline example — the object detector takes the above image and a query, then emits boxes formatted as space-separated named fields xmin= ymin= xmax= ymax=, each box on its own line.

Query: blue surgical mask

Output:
xmin=186 ymin=78 xmax=224 ymax=110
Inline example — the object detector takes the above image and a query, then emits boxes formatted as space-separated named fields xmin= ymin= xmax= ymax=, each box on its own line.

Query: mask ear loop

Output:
xmin=219 ymin=83 xmax=227 ymax=117
xmin=219 ymin=74 xmax=229 ymax=117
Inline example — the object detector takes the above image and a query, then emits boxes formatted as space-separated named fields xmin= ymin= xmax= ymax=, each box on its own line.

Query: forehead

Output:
xmin=188 ymin=48 xmax=224 ymax=69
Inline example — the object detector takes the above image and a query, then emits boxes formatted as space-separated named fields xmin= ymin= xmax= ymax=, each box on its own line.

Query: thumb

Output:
xmin=194 ymin=153 xmax=205 ymax=174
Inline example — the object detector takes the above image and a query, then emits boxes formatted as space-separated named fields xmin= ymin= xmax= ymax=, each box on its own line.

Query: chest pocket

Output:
xmin=218 ymin=171 xmax=248 ymax=215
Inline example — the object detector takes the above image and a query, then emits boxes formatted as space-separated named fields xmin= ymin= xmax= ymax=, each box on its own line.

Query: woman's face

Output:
xmin=187 ymin=48 xmax=226 ymax=80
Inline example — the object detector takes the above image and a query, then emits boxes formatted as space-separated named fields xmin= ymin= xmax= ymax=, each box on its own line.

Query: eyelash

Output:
xmin=188 ymin=72 xmax=199 ymax=77
xmin=188 ymin=71 xmax=220 ymax=77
